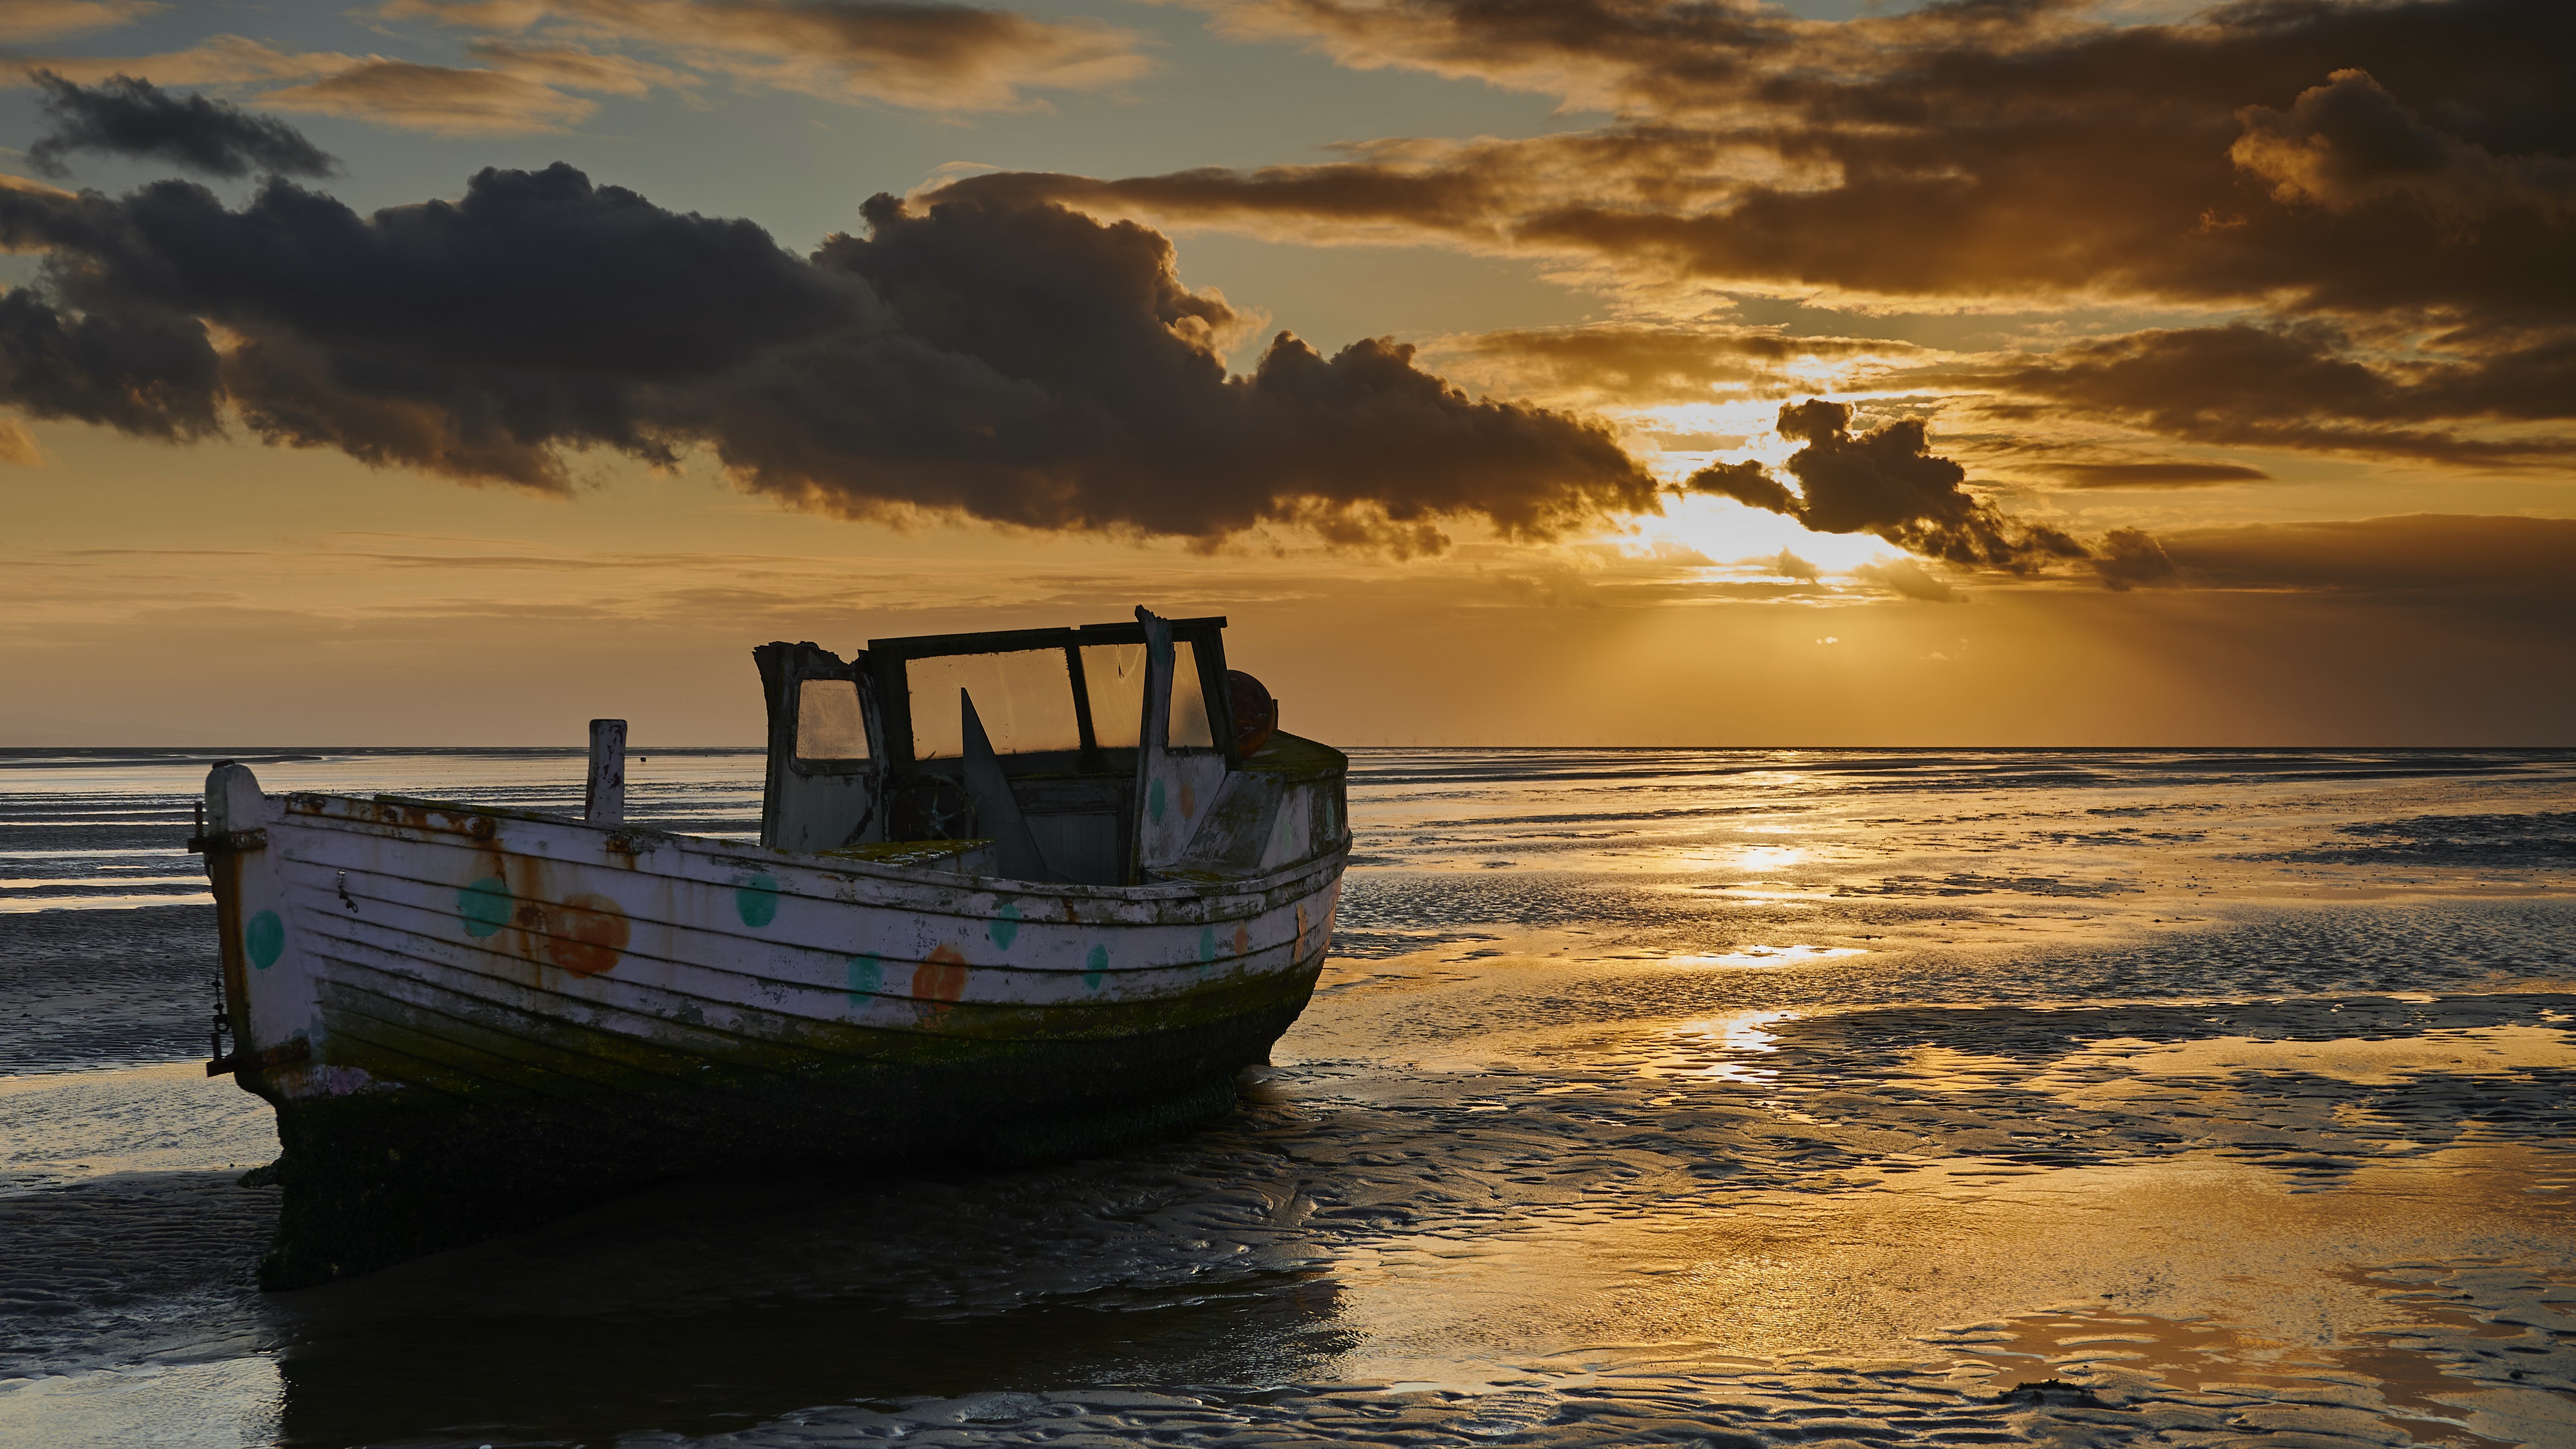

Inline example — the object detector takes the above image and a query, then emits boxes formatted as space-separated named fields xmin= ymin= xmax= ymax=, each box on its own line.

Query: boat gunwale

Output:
xmin=280 ymin=789 xmax=1351 ymax=906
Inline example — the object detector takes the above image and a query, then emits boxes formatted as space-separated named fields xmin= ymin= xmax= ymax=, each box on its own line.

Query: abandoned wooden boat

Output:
xmin=195 ymin=608 xmax=1348 ymax=1287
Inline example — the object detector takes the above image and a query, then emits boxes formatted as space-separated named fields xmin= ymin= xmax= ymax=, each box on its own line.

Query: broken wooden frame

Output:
xmin=754 ymin=613 xmax=1238 ymax=885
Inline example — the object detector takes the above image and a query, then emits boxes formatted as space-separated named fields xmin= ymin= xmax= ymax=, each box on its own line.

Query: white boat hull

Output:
xmin=201 ymin=745 xmax=1347 ymax=1286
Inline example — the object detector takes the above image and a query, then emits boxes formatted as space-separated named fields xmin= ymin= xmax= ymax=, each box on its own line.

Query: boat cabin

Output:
xmin=755 ymin=609 xmax=1322 ymax=887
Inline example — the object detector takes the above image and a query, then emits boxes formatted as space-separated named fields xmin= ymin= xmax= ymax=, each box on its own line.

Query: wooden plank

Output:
xmin=867 ymin=616 xmax=1227 ymax=659
xmin=273 ymin=838 xmax=1314 ymax=997
xmin=278 ymin=863 xmax=1324 ymax=1049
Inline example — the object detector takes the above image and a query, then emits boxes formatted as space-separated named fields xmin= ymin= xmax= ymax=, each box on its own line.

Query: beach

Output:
xmin=3 ymin=747 xmax=2571 ymax=1448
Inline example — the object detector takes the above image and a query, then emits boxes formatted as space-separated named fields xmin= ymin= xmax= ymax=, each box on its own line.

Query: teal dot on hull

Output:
xmin=1197 ymin=924 xmax=1216 ymax=969
xmin=1083 ymin=943 xmax=1108 ymax=992
xmin=847 ymin=953 xmax=883 ymax=1006
xmin=735 ymin=872 xmax=780 ymax=928
xmin=458 ymin=877 xmax=511 ymax=938
xmin=244 ymin=909 xmax=284 ymax=969
xmin=1147 ymin=777 xmax=1166 ymax=823
xmin=990 ymin=900 xmax=1021 ymax=950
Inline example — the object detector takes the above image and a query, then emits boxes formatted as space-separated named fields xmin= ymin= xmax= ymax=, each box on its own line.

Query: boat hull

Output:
xmin=199 ymin=764 xmax=1346 ymax=1287
xmin=257 ymin=972 xmax=1316 ymax=1287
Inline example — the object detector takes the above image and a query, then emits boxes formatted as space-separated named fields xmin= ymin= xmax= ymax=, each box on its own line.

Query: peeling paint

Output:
xmin=846 ymin=953 xmax=883 ymax=1006
xmin=735 ymin=871 xmax=780 ymax=928
xmin=458 ymin=877 xmax=511 ymax=938
xmin=915 ymin=942 xmax=970 ymax=1005
xmin=246 ymin=910 xmax=284 ymax=969
xmin=540 ymin=892 xmax=629 ymax=976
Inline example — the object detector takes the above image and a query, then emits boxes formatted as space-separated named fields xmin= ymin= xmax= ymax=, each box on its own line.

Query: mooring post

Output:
xmin=586 ymin=718 xmax=627 ymax=824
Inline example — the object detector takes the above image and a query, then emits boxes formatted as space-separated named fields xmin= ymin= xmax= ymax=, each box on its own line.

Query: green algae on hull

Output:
xmin=254 ymin=964 xmax=1320 ymax=1289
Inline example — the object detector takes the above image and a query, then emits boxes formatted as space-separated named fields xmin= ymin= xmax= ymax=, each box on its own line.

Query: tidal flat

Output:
xmin=3 ymin=747 xmax=2571 ymax=1448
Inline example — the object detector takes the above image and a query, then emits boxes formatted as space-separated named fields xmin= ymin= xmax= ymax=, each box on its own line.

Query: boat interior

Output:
xmin=754 ymin=610 xmax=1296 ymax=887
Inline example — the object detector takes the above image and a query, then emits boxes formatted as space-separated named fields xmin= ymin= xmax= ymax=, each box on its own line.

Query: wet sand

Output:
xmin=2 ymin=749 xmax=2572 ymax=1447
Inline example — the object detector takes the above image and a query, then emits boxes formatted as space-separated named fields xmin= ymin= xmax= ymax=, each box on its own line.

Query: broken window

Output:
xmin=909 ymin=651 xmax=1084 ymax=758
xmin=1170 ymin=640 xmax=1216 ymax=749
xmin=1080 ymin=643 xmax=1146 ymax=749
xmin=796 ymin=679 xmax=869 ymax=760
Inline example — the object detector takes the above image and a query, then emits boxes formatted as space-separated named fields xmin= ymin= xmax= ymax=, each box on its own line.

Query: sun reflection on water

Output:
xmin=1731 ymin=845 xmax=1809 ymax=872
xmin=1661 ymin=944 xmax=1865 ymax=969
xmin=1637 ymin=1008 xmax=1801 ymax=1083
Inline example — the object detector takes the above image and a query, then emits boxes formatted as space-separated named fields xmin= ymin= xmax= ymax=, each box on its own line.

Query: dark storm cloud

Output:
xmin=0 ymin=164 xmax=1655 ymax=547
xmin=1686 ymin=400 xmax=2089 ymax=573
xmin=0 ymin=289 xmax=221 ymax=437
xmin=25 ymin=72 xmax=338 ymax=179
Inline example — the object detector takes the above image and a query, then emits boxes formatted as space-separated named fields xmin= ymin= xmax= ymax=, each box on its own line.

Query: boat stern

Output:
xmin=198 ymin=762 xmax=328 ymax=1093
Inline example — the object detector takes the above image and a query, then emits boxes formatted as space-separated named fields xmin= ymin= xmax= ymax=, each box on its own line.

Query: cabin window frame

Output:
xmin=751 ymin=643 xmax=888 ymax=782
xmin=790 ymin=677 xmax=875 ymax=772
xmin=864 ymin=616 xmax=1236 ymax=774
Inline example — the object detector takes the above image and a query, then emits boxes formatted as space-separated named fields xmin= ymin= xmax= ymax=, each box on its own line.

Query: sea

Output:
xmin=1 ymin=746 xmax=2571 ymax=1448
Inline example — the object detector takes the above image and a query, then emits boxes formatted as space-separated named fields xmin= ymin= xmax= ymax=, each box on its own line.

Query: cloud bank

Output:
xmin=924 ymin=0 xmax=2576 ymax=471
xmin=0 ymin=164 xmax=1654 ymax=550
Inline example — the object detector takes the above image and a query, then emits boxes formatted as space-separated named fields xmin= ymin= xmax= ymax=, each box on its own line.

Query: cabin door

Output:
xmin=753 ymin=642 xmax=886 ymax=852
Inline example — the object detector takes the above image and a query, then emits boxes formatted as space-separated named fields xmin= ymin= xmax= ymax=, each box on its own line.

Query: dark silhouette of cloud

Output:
xmin=0 ymin=164 xmax=1655 ymax=549
xmin=2047 ymin=462 xmax=2273 ymax=488
xmin=1690 ymin=458 xmax=1794 ymax=516
xmin=1688 ymin=400 xmax=2090 ymax=573
xmin=26 ymin=72 xmax=338 ymax=178
xmin=0 ymin=288 xmax=221 ymax=437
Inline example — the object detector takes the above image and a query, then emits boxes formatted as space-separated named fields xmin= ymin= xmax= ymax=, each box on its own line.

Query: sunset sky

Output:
xmin=1 ymin=0 xmax=2567 ymax=746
